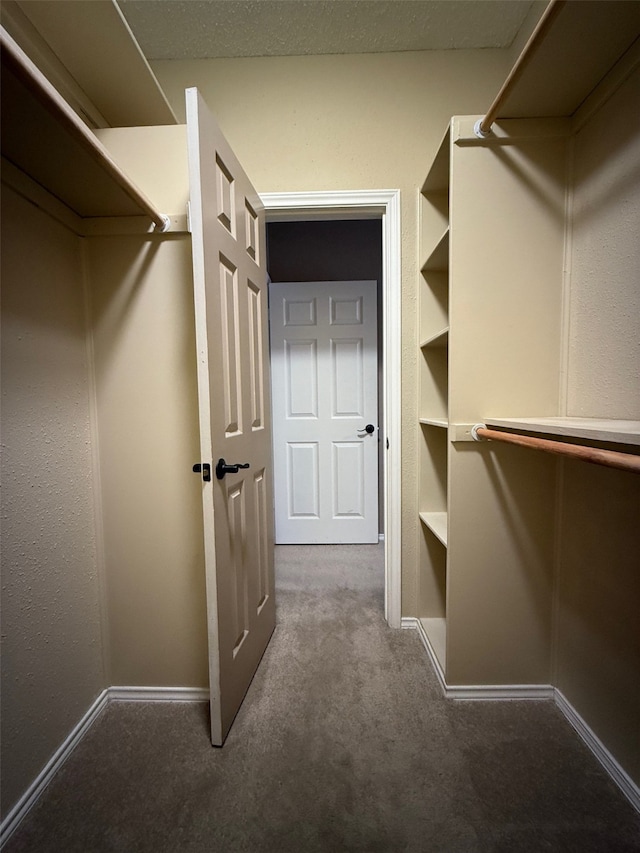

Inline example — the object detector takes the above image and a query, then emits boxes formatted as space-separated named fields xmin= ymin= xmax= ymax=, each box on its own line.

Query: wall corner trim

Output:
xmin=0 ymin=686 xmax=209 ymax=847
xmin=403 ymin=616 xmax=447 ymax=690
xmin=0 ymin=688 xmax=110 ymax=847
xmin=404 ymin=617 xmax=640 ymax=813
xmin=403 ymin=617 xmax=555 ymax=700
xmin=554 ymin=689 xmax=640 ymax=812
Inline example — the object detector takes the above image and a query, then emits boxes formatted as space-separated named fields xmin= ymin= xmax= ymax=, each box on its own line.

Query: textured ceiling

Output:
xmin=117 ymin=0 xmax=535 ymax=60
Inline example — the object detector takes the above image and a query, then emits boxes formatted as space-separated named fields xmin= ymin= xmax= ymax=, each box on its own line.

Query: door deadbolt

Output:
xmin=192 ymin=462 xmax=211 ymax=482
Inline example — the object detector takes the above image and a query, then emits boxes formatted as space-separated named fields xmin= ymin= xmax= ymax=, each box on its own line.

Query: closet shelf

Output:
xmin=484 ymin=417 xmax=640 ymax=447
xmin=419 ymin=512 xmax=448 ymax=547
xmin=421 ymin=227 xmax=449 ymax=273
xmin=420 ymin=327 xmax=449 ymax=349
xmin=4 ymin=0 xmax=177 ymax=129
xmin=1 ymin=26 xmax=169 ymax=227
xmin=419 ymin=417 xmax=448 ymax=429
xmin=493 ymin=2 xmax=640 ymax=121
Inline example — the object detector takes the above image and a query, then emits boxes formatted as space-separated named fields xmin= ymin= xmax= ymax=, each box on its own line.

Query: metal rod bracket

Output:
xmin=155 ymin=214 xmax=172 ymax=233
xmin=473 ymin=120 xmax=492 ymax=139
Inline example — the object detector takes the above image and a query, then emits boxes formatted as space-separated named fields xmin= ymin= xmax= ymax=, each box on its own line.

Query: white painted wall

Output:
xmin=0 ymin=186 xmax=105 ymax=817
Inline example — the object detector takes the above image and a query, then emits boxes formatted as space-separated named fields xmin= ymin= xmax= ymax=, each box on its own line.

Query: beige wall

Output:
xmin=556 ymin=67 xmax=640 ymax=785
xmin=87 ymin=233 xmax=208 ymax=687
xmin=566 ymin=68 xmax=640 ymax=420
xmin=88 ymin=126 xmax=209 ymax=688
xmin=152 ymin=49 xmax=511 ymax=612
xmin=0 ymin=185 xmax=105 ymax=817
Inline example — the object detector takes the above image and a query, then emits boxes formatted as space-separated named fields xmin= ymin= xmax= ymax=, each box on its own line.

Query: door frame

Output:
xmin=260 ymin=190 xmax=401 ymax=628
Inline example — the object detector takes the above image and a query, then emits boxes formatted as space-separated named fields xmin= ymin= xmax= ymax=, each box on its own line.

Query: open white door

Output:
xmin=186 ymin=88 xmax=275 ymax=745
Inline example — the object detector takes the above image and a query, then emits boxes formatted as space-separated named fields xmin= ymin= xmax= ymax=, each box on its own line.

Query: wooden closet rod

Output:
xmin=472 ymin=425 xmax=640 ymax=474
xmin=0 ymin=27 xmax=171 ymax=232
xmin=474 ymin=0 xmax=566 ymax=138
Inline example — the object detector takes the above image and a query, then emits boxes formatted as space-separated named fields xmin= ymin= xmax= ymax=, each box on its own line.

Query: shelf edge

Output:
xmin=484 ymin=417 xmax=640 ymax=447
xmin=420 ymin=327 xmax=449 ymax=349
xmin=419 ymin=418 xmax=448 ymax=429
xmin=419 ymin=511 xmax=448 ymax=547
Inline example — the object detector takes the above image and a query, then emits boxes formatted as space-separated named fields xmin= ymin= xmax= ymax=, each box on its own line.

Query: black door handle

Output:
xmin=358 ymin=424 xmax=376 ymax=434
xmin=216 ymin=458 xmax=250 ymax=480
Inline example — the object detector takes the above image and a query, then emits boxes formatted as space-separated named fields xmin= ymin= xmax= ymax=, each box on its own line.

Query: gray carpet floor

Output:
xmin=5 ymin=544 xmax=640 ymax=852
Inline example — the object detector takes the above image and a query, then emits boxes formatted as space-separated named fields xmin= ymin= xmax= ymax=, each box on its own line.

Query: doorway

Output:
xmin=261 ymin=190 xmax=402 ymax=629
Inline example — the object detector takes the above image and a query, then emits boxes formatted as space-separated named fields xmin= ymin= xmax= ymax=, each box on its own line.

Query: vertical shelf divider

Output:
xmin=418 ymin=125 xmax=451 ymax=673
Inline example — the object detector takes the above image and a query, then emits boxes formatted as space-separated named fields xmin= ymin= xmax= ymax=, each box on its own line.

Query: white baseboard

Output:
xmin=109 ymin=686 xmax=209 ymax=703
xmin=404 ymin=616 xmax=447 ymax=692
xmin=446 ymin=683 xmax=555 ymax=700
xmin=554 ymin=688 xmax=640 ymax=812
xmin=0 ymin=685 xmax=209 ymax=848
xmin=404 ymin=617 xmax=554 ymax=701
xmin=404 ymin=616 xmax=639 ymax=813
xmin=3 ymin=661 xmax=638 ymax=848
xmin=0 ymin=688 xmax=110 ymax=847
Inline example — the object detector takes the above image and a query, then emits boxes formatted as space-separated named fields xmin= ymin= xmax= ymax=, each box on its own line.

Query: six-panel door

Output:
xmin=270 ymin=281 xmax=379 ymax=544
xmin=186 ymin=88 xmax=275 ymax=745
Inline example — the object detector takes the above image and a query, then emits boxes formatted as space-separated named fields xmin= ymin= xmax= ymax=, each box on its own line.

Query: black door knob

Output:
xmin=215 ymin=458 xmax=250 ymax=480
xmin=358 ymin=424 xmax=376 ymax=434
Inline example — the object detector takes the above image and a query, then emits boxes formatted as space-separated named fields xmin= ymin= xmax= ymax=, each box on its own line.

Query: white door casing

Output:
xmin=261 ymin=191 xmax=402 ymax=628
xmin=186 ymin=88 xmax=275 ymax=745
xmin=270 ymin=281 xmax=378 ymax=544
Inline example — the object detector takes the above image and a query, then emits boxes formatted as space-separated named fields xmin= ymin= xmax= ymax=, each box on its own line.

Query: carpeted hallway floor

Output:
xmin=5 ymin=544 xmax=640 ymax=852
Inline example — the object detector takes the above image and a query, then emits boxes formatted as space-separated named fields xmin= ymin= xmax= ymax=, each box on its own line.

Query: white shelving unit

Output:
xmin=417 ymin=126 xmax=451 ymax=670
xmin=417 ymin=115 xmax=571 ymax=685
xmin=414 ymin=5 xmax=640 ymax=801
